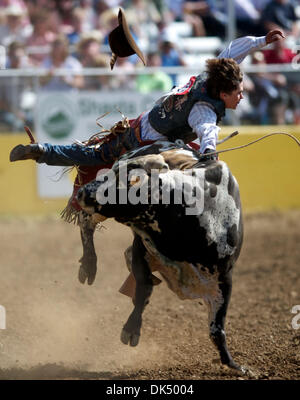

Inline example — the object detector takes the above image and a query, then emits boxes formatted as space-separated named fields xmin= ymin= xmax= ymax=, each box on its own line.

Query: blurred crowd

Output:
xmin=0 ymin=0 xmax=299 ymax=131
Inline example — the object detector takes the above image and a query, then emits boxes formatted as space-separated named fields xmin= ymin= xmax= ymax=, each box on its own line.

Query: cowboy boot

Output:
xmin=10 ymin=143 xmax=44 ymax=162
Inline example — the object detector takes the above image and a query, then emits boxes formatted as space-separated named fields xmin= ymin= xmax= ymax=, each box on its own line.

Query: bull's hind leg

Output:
xmin=205 ymin=269 xmax=243 ymax=372
xmin=121 ymin=234 xmax=153 ymax=347
xmin=78 ymin=211 xmax=97 ymax=285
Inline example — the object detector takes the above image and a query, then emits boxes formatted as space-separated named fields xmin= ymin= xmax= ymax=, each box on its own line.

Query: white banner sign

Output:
xmin=35 ymin=90 xmax=160 ymax=198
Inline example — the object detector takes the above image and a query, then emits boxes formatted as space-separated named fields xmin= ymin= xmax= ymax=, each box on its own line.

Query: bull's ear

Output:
xmin=128 ymin=169 xmax=148 ymax=187
xmin=129 ymin=175 xmax=141 ymax=186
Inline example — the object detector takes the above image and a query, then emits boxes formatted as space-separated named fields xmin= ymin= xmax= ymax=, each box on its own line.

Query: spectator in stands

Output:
xmin=98 ymin=8 xmax=120 ymax=44
xmin=159 ymin=32 xmax=186 ymax=86
xmin=83 ymin=54 xmax=111 ymax=90
xmin=250 ymin=50 xmax=290 ymax=124
xmin=0 ymin=0 xmax=30 ymax=26
xmin=235 ymin=0 xmax=263 ymax=36
xmin=110 ymin=56 xmax=136 ymax=90
xmin=165 ymin=0 xmax=205 ymax=36
xmin=263 ymin=39 xmax=300 ymax=123
xmin=76 ymin=32 xmax=111 ymax=90
xmin=39 ymin=34 xmax=84 ymax=90
xmin=54 ymin=0 xmax=76 ymax=36
xmin=182 ymin=0 xmax=226 ymax=38
xmin=26 ymin=9 xmax=57 ymax=66
xmin=93 ymin=0 xmax=125 ymax=19
xmin=136 ymin=51 xmax=173 ymax=93
xmin=66 ymin=7 xmax=86 ymax=45
xmin=125 ymin=0 xmax=162 ymax=46
xmin=5 ymin=39 xmax=31 ymax=68
xmin=77 ymin=31 xmax=103 ymax=67
xmin=77 ymin=0 xmax=97 ymax=33
xmin=0 ymin=0 xmax=27 ymax=7
xmin=0 ymin=41 xmax=34 ymax=131
xmin=24 ymin=0 xmax=55 ymax=14
xmin=25 ymin=0 xmax=61 ymax=33
xmin=263 ymin=37 xmax=297 ymax=64
xmin=152 ymin=0 xmax=165 ymax=16
xmin=92 ymin=0 xmax=109 ymax=16
xmin=98 ymin=0 xmax=124 ymax=8
xmin=251 ymin=0 xmax=272 ymax=13
xmin=0 ymin=4 xmax=32 ymax=46
xmin=260 ymin=0 xmax=299 ymax=37
xmin=0 ymin=0 xmax=28 ymax=13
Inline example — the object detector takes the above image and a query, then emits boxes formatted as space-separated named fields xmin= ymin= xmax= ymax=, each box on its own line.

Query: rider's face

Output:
xmin=220 ymin=82 xmax=244 ymax=109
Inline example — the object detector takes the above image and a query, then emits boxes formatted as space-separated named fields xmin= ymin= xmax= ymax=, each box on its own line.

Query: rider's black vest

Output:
xmin=148 ymin=74 xmax=226 ymax=143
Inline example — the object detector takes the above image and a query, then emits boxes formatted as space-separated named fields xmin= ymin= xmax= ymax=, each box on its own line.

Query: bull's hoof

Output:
xmin=120 ymin=328 xmax=140 ymax=347
xmin=227 ymin=359 xmax=243 ymax=372
xmin=221 ymin=360 xmax=256 ymax=377
xmin=238 ymin=365 xmax=258 ymax=378
xmin=78 ymin=258 xmax=97 ymax=285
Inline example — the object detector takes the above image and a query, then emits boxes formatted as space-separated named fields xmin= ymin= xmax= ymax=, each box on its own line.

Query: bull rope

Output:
xmin=191 ymin=132 xmax=300 ymax=165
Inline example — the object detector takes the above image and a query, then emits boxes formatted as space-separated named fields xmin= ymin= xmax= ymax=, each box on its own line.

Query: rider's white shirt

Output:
xmin=140 ymin=35 xmax=266 ymax=153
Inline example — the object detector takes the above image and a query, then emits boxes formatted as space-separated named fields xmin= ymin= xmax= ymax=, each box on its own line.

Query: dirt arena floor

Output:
xmin=0 ymin=210 xmax=299 ymax=380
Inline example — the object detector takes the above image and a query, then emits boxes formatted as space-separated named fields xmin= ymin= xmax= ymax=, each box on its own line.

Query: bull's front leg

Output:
xmin=205 ymin=268 xmax=245 ymax=373
xmin=78 ymin=210 xmax=97 ymax=285
xmin=121 ymin=234 xmax=153 ymax=347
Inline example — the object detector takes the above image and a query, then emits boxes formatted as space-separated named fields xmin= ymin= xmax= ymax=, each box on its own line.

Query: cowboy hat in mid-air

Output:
xmin=108 ymin=7 xmax=146 ymax=70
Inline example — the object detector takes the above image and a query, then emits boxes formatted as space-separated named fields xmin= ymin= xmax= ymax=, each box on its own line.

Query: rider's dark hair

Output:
xmin=205 ymin=58 xmax=243 ymax=99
